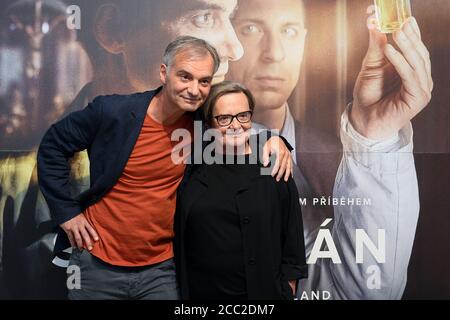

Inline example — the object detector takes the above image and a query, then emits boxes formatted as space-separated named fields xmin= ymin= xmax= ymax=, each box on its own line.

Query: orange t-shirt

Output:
xmin=84 ymin=112 xmax=193 ymax=266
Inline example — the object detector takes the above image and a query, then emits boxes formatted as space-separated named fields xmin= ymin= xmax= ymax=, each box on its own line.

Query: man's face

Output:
xmin=227 ymin=0 xmax=306 ymax=112
xmin=165 ymin=0 xmax=244 ymax=84
xmin=161 ymin=50 xmax=215 ymax=113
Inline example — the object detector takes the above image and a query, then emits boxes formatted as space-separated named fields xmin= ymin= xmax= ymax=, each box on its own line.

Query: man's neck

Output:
xmin=148 ymin=89 xmax=185 ymax=125
xmin=253 ymin=103 xmax=287 ymax=132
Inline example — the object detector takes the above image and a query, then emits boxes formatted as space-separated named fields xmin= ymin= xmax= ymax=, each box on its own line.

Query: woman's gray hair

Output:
xmin=163 ymin=36 xmax=220 ymax=73
xmin=203 ymin=81 xmax=255 ymax=125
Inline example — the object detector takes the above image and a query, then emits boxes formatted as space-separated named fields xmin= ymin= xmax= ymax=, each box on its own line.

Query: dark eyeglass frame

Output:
xmin=213 ymin=111 xmax=253 ymax=127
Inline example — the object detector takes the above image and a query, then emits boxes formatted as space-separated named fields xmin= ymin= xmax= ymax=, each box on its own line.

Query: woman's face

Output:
xmin=211 ymin=92 xmax=252 ymax=152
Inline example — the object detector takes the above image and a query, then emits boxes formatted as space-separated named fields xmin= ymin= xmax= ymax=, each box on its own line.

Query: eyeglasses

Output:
xmin=213 ymin=111 xmax=253 ymax=127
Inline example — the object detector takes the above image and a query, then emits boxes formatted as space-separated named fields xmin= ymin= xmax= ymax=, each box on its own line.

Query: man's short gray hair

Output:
xmin=163 ymin=36 xmax=220 ymax=73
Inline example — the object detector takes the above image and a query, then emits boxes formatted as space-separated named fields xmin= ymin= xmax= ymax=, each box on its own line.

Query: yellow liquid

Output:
xmin=374 ymin=0 xmax=412 ymax=33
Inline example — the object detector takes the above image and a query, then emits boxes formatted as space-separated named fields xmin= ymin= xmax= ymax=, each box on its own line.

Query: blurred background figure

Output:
xmin=0 ymin=0 xmax=90 ymax=299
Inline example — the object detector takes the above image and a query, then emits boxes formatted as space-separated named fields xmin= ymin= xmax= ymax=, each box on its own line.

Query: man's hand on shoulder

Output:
xmin=263 ymin=136 xmax=293 ymax=182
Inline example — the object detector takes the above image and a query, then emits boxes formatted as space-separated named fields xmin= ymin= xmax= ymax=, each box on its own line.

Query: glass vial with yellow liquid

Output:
xmin=374 ymin=0 xmax=412 ymax=33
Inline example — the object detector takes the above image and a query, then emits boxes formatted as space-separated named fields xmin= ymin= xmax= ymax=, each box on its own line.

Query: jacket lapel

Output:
xmin=236 ymin=165 xmax=265 ymax=194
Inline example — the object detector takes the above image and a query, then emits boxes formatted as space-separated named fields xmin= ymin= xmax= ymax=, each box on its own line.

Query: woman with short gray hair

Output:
xmin=174 ymin=81 xmax=307 ymax=300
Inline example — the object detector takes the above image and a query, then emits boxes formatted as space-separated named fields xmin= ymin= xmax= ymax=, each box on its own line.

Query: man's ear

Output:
xmin=93 ymin=4 xmax=126 ymax=54
xmin=160 ymin=64 xmax=168 ymax=85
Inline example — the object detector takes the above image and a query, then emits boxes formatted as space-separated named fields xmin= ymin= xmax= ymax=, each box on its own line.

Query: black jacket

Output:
xmin=174 ymin=160 xmax=308 ymax=300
